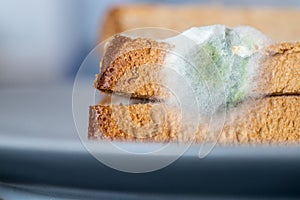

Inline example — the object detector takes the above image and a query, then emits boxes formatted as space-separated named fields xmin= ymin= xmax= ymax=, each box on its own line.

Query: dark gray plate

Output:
xmin=0 ymin=85 xmax=299 ymax=198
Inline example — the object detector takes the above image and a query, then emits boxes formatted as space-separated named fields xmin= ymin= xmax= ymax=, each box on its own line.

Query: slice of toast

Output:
xmin=89 ymin=96 xmax=300 ymax=144
xmin=94 ymin=35 xmax=171 ymax=99
xmin=101 ymin=5 xmax=300 ymax=41
xmin=95 ymin=35 xmax=300 ymax=99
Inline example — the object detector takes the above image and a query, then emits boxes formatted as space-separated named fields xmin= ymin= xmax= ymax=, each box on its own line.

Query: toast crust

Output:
xmin=94 ymin=35 xmax=172 ymax=99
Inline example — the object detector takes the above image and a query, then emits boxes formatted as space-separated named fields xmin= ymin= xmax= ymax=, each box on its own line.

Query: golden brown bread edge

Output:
xmin=89 ymin=96 xmax=300 ymax=144
xmin=101 ymin=5 xmax=300 ymax=41
xmin=94 ymin=35 xmax=172 ymax=99
xmin=94 ymin=35 xmax=300 ymax=99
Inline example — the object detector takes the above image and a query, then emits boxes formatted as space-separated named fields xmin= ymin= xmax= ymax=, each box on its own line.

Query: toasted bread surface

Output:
xmin=94 ymin=35 xmax=172 ymax=99
xmin=89 ymin=96 xmax=300 ymax=144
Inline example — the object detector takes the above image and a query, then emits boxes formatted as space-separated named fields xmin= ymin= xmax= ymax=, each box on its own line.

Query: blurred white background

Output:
xmin=0 ymin=0 xmax=119 ymax=86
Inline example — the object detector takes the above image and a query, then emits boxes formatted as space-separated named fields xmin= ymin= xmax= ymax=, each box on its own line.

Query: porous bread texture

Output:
xmin=95 ymin=35 xmax=300 ymax=99
xmin=256 ymin=43 xmax=300 ymax=95
xmin=94 ymin=35 xmax=172 ymax=99
xmin=89 ymin=96 xmax=300 ymax=144
xmin=217 ymin=96 xmax=300 ymax=144
xmin=89 ymin=103 xmax=181 ymax=142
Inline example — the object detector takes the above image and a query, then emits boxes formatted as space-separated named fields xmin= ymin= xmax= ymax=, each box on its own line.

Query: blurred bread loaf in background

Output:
xmin=101 ymin=5 xmax=300 ymax=41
